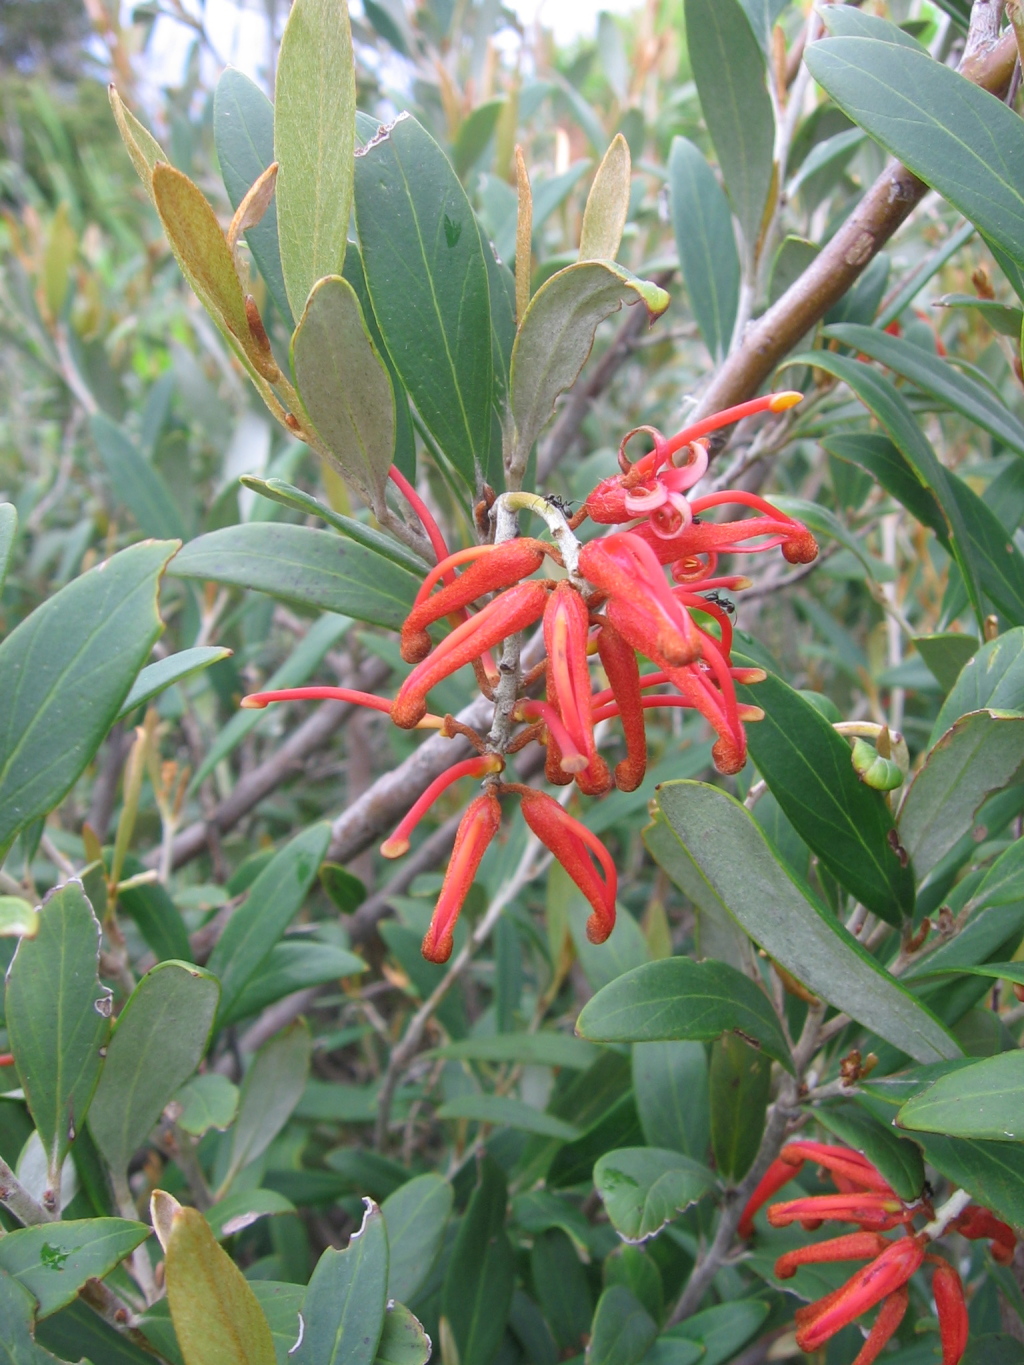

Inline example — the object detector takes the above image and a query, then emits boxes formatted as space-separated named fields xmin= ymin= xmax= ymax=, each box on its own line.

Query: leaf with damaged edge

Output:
xmin=594 ymin=1148 xmax=716 ymax=1243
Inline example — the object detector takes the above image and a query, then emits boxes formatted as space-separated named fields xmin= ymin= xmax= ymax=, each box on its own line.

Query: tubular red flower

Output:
xmin=850 ymin=1286 xmax=909 ymax=1365
xmin=596 ymin=621 xmax=647 ymax=792
xmin=381 ymin=755 xmax=503 ymax=858
xmin=689 ymin=492 xmax=818 ymax=564
xmin=768 ymin=1192 xmax=910 ymax=1232
xmin=421 ymin=793 xmax=502 ymax=963
xmin=796 ymin=1236 xmax=925 ymax=1352
xmin=389 ymin=465 xmax=452 ymax=569
xmin=241 ymin=686 xmax=445 ymax=730
xmin=781 ymin=1142 xmax=896 ymax=1196
xmin=649 ymin=391 xmax=804 ymax=470
xmin=517 ymin=788 xmax=617 ymax=944
xmin=400 ymin=539 xmax=549 ymax=663
xmin=776 ymin=1231 xmax=891 ymax=1281
xmin=580 ymin=532 xmax=701 ymax=667
xmin=392 ymin=580 xmax=550 ymax=729
xmin=953 ymin=1204 xmax=1016 ymax=1263
xmin=544 ymin=581 xmax=599 ymax=760
xmin=520 ymin=698 xmax=587 ymax=774
xmin=738 ymin=1157 xmax=802 ymax=1238
xmin=930 ymin=1258 xmax=969 ymax=1365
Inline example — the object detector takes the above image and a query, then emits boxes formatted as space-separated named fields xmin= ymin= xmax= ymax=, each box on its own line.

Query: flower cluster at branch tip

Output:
xmin=240 ymin=393 xmax=818 ymax=963
xmin=738 ymin=1140 xmax=1016 ymax=1364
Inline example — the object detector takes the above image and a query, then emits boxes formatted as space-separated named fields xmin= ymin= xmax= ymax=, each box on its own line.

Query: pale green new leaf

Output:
xmin=578 ymin=133 xmax=630 ymax=263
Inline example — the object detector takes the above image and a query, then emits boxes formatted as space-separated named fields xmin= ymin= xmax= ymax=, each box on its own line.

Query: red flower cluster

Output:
xmin=241 ymin=394 xmax=817 ymax=963
xmin=739 ymin=1140 xmax=1015 ymax=1364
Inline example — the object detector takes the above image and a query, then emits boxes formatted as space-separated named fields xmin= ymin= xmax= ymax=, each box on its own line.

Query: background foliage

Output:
xmin=6 ymin=1 xmax=1024 ymax=1363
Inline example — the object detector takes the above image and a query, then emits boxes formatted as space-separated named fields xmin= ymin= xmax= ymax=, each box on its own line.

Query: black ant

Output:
xmin=702 ymin=591 xmax=735 ymax=615
xmin=545 ymin=495 xmax=577 ymax=516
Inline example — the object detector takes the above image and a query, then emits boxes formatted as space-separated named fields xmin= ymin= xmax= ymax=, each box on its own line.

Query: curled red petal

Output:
xmin=422 ymin=793 xmax=502 ymax=964
xmin=596 ymin=620 xmax=647 ymax=792
xmin=775 ymin=1231 xmax=890 ymax=1280
xmin=768 ymin=1192 xmax=910 ymax=1231
xmin=738 ymin=1157 xmax=804 ymax=1238
xmin=781 ymin=1142 xmax=895 ymax=1195
xmin=796 ymin=1237 xmax=925 ymax=1352
xmin=850 ymin=1285 xmax=909 ymax=1365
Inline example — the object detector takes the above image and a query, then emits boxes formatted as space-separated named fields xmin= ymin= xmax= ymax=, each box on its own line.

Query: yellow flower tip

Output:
xmin=738 ymin=704 xmax=765 ymax=722
xmin=481 ymin=754 xmax=505 ymax=775
xmin=239 ymin=695 xmax=267 ymax=709
xmin=733 ymin=576 xmax=754 ymax=590
xmin=380 ymin=837 xmax=410 ymax=860
xmin=769 ymin=390 xmax=803 ymax=412
xmin=559 ymin=754 xmax=589 ymax=774
xmin=414 ymin=713 xmax=446 ymax=730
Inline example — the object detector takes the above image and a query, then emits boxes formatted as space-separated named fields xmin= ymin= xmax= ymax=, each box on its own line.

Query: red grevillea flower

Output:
xmin=952 ymin=1204 xmax=1017 ymax=1264
xmin=796 ymin=1236 xmax=926 ymax=1352
xmin=595 ymin=621 xmax=646 ymax=792
xmin=543 ymin=581 xmax=611 ymax=797
xmin=392 ymin=578 xmax=550 ymax=729
xmin=930 ymin=1258 xmax=969 ymax=1365
xmin=381 ymin=754 xmax=503 ymax=859
xmin=421 ymin=792 xmax=502 ymax=963
xmin=775 ymin=1230 xmax=891 ymax=1280
xmin=579 ymin=532 xmax=701 ymax=668
xmin=513 ymin=786 xmax=617 ymax=944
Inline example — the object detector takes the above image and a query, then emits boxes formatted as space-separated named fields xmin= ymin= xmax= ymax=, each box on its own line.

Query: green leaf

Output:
xmin=805 ymin=35 xmax=1024 ymax=276
xmin=353 ymin=114 xmax=493 ymax=485
xmin=117 ymin=647 xmax=232 ymax=720
xmin=906 ymin=1131 xmax=1024 ymax=1229
xmin=441 ymin=1157 xmax=515 ymax=1365
xmin=207 ymin=823 xmax=330 ymax=1023
xmin=87 ymin=961 xmax=219 ymax=1183
xmin=668 ymin=136 xmax=740 ymax=363
xmin=0 ymin=540 xmax=175 ymax=859
xmin=294 ymin=1201 xmax=389 ymax=1365
xmin=37 ymin=1297 xmax=156 ymax=1365
xmin=117 ymin=856 xmax=192 ymax=963
xmin=632 ymin=1042 xmax=709 ymax=1160
xmin=651 ymin=784 xmax=961 ymax=1064
xmin=823 ymin=431 xmax=946 ymax=540
xmin=513 ymin=1192 xmax=592 ymax=1259
xmin=247 ymin=1282 xmax=303 ymax=1363
xmin=576 ymin=956 xmax=793 ymax=1071
xmin=789 ymin=349 xmax=984 ymax=620
xmin=709 ymin=1033 xmax=771 ymax=1181
xmin=815 ymin=1102 xmax=925 ymax=1202
xmin=819 ymin=6 xmax=923 ymax=44
xmin=897 ymin=711 xmax=1024 ymax=880
xmin=826 ymin=323 xmax=1024 ymax=458
xmin=0 ymin=1218 xmax=149 ymax=1319
xmin=374 ymin=1304 xmax=430 ymax=1365
xmin=529 ymin=1230 xmax=592 ymax=1353
xmin=223 ymin=940 xmax=366 ymax=1026
xmin=240 ymin=478 xmax=426 ymax=573
xmin=170 ymin=524 xmax=418 ymax=631
xmin=736 ymin=664 xmax=913 ymax=923
xmin=0 ymin=502 xmax=15 ymax=597
xmin=164 ymin=1201 xmax=276 ymax=1365
xmin=510 ymin=260 xmax=669 ymax=470
xmin=381 ymin=1173 xmax=452 ymax=1304
xmin=593 ymin=1148 xmax=716 ymax=1243
xmin=914 ymin=631 xmax=980 ymax=693
xmin=214 ymin=67 xmax=293 ymax=329
xmin=933 ymin=628 xmax=1024 ymax=741
xmin=685 ymin=0 xmax=774 ymax=249
xmin=936 ymin=293 xmax=1024 ymax=338
xmin=222 ymin=1021 xmax=312 ymax=1191
xmin=432 ymin=1033 xmax=598 ymax=1069
xmin=173 ymin=1073 xmax=239 ymax=1137
xmin=5 ymin=881 xmax=111 ymax=1195
xmin=587 ymin=1286 xmax=657 ymax=1365
xmin=90 ymin=413 xmax=186 ymax=542
xmin=108 ymin=85 xmax=166 ymax=201
xmin=666 ymin=1302 xmax=769 ymax=1365
xmin=291 ymin=276 xmax=394 ymax=508
xmin=579 ymin=133 xmax=631 ymax=263
xmin=274 ymin=0 xmax=355 ymax=317
xmin=435 ymin=1094 xmax=581 ymax=1140
xmin=563 ymin=878 xmax=650 ymax=993
xmin=897 ymin=1051 xmax=1024 ymax=1139
xmin=0 ymin=1267 xmax=71 ymax=1365
xmin=738 ymin=0 xmax=789 ymax=50
xmin=0 ymin=897 xmax=36 ymax=939
xmin=453 ymin=98 xmax=505 ymax=179
xmin=191 ymin=612 xmax=352 ymax=788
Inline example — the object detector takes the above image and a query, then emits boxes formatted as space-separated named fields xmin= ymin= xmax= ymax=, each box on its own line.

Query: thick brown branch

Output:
xmin=696 ymin=25 xmax=1017 ymax=420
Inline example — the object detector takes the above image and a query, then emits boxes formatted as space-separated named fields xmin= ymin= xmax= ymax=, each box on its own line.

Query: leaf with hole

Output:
xmin=0 ymin=1218 xmax=150 ymax=1319
xmin=293 ymin=1201 xmax=389 ymax=1365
